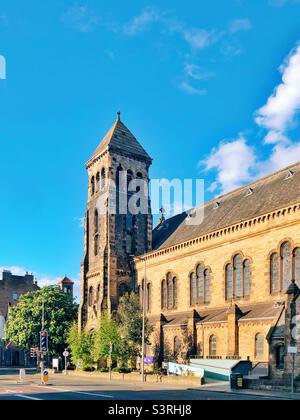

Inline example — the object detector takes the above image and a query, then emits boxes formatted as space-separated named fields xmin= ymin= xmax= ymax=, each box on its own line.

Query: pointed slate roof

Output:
xmin=86 ymin=115 xmax=152 ymax=167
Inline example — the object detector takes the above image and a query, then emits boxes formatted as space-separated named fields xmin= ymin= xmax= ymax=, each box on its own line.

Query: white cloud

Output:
xmin=256 ymin=44 xmax=300 ymax=143
xmin=74 ymin=216 xmax=84 ymax=228
xmin=61 ymin=6 xmax=98 ymax=32
xmin=123 ymin=7 xmax=162 ymax=35
xmin=202 ymin=136 xmax=256 ymax=194
xmin=229 ymin=18 xmax=252 ymax=34
xmin=184 ymin=64 xmax=215 ymax=81
xmin=179 ymin=80 xmax=207 ymax=96
xmin=0 ymin=266 xmax=28 ymax=276
xmin=182 ymin=28 xmax=219 ymax=50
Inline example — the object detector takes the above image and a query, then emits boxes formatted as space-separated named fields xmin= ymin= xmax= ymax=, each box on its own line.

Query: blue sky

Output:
xmin=1 ymin=0 xmax=300 ymax=298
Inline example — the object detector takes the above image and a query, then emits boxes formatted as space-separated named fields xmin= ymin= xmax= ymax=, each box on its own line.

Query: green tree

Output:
xmin=67 ymin=323 xmax=93 ymax=370
xmin=116 ymin=292 xmax=153 ymax=364
xmin=6 ymin=286 xmax=77 ymax=356
xmin=93 ymin=315 xmax=121 ymax=365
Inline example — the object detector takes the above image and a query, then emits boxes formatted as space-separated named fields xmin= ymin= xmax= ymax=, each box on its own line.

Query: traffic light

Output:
xmin=40 ymin=331 xmax=48 ymax=353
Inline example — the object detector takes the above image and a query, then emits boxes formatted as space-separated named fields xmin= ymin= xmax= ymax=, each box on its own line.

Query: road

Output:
xmin=0 ymin=372 xmax=286 ymax=401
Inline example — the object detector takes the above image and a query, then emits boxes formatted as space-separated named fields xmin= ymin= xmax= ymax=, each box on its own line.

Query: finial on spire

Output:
xmin=117 ymin=111 xmax=121 ymax=121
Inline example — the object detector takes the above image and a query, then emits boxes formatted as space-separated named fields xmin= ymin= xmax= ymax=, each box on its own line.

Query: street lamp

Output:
xmin=133 ymin=255 xmax=147 ymax=383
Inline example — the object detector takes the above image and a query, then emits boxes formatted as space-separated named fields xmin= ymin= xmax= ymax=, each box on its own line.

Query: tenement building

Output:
xmin=80 ymin=115 xmax=300 ymax=379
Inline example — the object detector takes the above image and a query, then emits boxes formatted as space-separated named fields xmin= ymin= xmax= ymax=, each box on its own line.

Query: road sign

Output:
xmin=63 ymin=350 xmax=69 ymax=358
xmin=288 ymin=346 xmax=297 ymax=354
xmin=42 ymin=370 xmax=49 ymax=383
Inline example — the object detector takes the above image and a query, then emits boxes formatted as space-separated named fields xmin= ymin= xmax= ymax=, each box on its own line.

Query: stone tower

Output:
xmin=79 ymin=114 xmax=153 ymax=331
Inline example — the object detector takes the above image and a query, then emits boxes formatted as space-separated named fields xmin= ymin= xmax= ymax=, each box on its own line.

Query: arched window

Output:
xmin=167 ymin=273 xmax=173 ymax=309
xmin=293 ymin=248 xmax=300 ymax=286
xmin=101 ymin=168 xmax=106 ymax=190
xmin=281 ymin=241 xmax=292 ymax=291
xmin=243 ymin=260 xmax=251 ymax=298
xmin=271 ymin=253 xmax=279 ymax=293
xmin=94 ymin=209 xmax=99 ymax=233
xmin=276 ymin=345 xmax=285 ymax=370
xmin=147 ymin=283 xmax=151 ymax=312
xmin=255 ymin=333 xmax=264 ymax=359
xmin=91 ymin=176 xmax=95 ymax=196
xmin=234 ymin=254 xmax=243 ymax=298
xmin=226 ymin=264 xmax=233 ymax=300
xmin=174 ymin=336 xmax=181 ymax=359
xmin=173 ymin=277 xmax=178 ymax=308
xmin=96 ymin=284 xmax=100 ymax=302
xmin=190 ymin=273 xmax=197 ymax=305
xmin=197 ymin=265 xmax=204 ymax=304
xmin=161 ymin=279 xmax=167 ymax=309
xmin=209 ymin=335 xmax=217 ymax=357
xmin=94 ymin=234 xmax=99 ymax=256
xmin=88 ymin=286 xmax=94 ymax=306
xmin=96 ymin=172 xmax=100 ymax=192
xmin=204 ymin=269 xmax=211 ymax=304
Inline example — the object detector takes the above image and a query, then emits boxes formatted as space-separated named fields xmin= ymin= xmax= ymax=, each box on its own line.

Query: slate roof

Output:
xmin=86 ymin=116 xmax=152 ymax=167
xmin=153 ymin=162 xmax=300 ymax=250
xmin=58 ymin=276 xmax=74 ymax=285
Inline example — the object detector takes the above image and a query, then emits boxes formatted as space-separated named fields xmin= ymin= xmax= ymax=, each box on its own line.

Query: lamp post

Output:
xmin=134 ymin=255 xmax=147 ymax=383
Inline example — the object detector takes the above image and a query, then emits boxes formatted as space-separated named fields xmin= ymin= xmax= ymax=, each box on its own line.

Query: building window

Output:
xmin=167 ymin=273 xmax=173 ymax=309
xmin=293 ymin=248 xmax=300 ymax=286
xmin=226 ymin=254 xmax=251 ymax=300
xmin=190 ymin=273 xmax=197 ymax=305
xmin=173 ymin=277 xmax=178 ymax=309
xmin=119 ymin=283 xmax=128 ymax=298
xmin=101 ymin=168 xmax=106 ymax=190
xmin=281 ymin=241 xmax=292 ymax=291
xmin=209 ymin=335 xmax=217 ymax=357
xmin=96 ymin=284 xmax=100 ymax=302
xmin=96 ymin=172 xmax=100 ymax=192
xmin=255 ymin=333 xmax=264 ymax=359
xmin=270 ymin=253 xmax=279 ymax=293
xmin=161 ymin=279 xmax=167 ymax=309
xmin=226 ymin=264 xmax=233 ymax=300
xmin=12 ymin=293 xmax=18 ymax=301
xmin=94 ymin=210 xmax=99 ymax=233
xmin=190 ymin=265 xmax=211 ymax=306
xmin=204 ymin=270 xmax=211 ymax=304
xmin=94 ymin=234 xmax=99 ymax=256
xmin=174 ymin=336 xmax=181 ymax=359
xmin=91 ymin=176 xmax=95 ymax=196
xmin=88 ymin=287 xmax=94 ymax=306
xmin=243 ymin=260 xmax=251 ymax=298
xmin=276 ymin=345 xmax=285 ymax=370
xmin=147 ymin=283 xmax=151 ymax=312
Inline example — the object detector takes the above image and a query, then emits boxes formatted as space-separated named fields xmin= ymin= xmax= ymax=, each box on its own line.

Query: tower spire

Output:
xmin=117 ymin=111 xmax=121 ymax=121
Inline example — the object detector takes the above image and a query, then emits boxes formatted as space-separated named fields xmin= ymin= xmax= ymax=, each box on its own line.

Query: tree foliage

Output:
xmin=67 ymin=322 xmax=93 ymax=370
xmin=6 ymin=287 xmax=77 ymax=356
xmin=93 ymin=315 xmax=121 ymax=364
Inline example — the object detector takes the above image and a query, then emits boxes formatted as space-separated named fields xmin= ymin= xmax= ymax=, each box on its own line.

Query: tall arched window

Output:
xmin=96 ymin=172 xmax=100 ymax=192
xmin=94 ymin=234 xmax=99 ymax=256
xmin=173 ymin=277 xmax=178 ymax=308
xmin=119 ymin=283 xmax=128 ymax=298
xmin=91 ymin=176 xmax=95 ymax=196
xmin=88 ymin=286 xmax=94 ymax=306
xmin=167 ymin=273 xmax=173 ymax=309
xmin=94 ymin=209 xmax=99 ymax=233
xmin=204 ymin=270 xmax=211 ymax=304
xmin=255 ymin=333 xmax=264 ymax=359
xmin=101 ymin=168 xmax=106 ymax=190
xmin=161 ymin=279 xmax=167 ymax=309
xmin=96 ymin=284 xmax=100 ymax=302
xmin=226 ymin=264 xmax=233 ymax=300
xmin=146 ymin=283 xmax=151 ymax=312
xmin=190 ymin=273 xmax=197 ymax=305
xmin=197 ymin=265 xmax=204 ymax=304
xmin=234 ymin=254 xmax=243 ymax=298
xmin=209 ymin=335 xmax=217 ymax=357
xmin=293 ymin=248 xmax=300 ymax=286
xmin=243 ymin=259 xmax=251 ymax=298
xmin=270 ymin=253 xmax=279 ymax=293
xmin=281 ymin=241 xmax=292 ymax=290
xmin=174 ymin=336 xmax=181 ymax=359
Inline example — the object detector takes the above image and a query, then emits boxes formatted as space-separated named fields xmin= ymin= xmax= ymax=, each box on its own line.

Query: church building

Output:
xmin=79 ymin=115 xmax=300 ymax=380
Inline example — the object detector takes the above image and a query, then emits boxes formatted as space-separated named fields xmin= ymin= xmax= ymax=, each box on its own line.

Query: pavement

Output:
xmin=0 ymin=371 xmax=297 ymax=400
